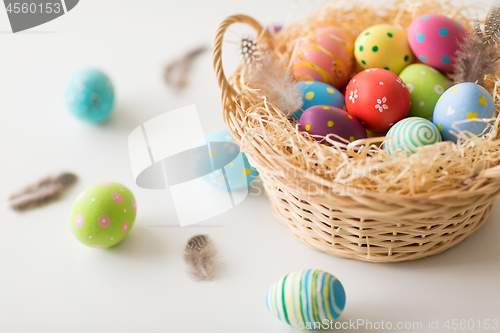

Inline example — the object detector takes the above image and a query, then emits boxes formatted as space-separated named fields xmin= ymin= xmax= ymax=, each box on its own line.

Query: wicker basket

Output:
xmin=211 ymin=2 xmax=500 ymax=262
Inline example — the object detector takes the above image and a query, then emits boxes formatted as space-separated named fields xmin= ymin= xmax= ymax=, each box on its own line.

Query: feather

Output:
xmin=473 ymin=20 xmax=485 ymax=42
xmin=242 ymin=38 xmax=303 ymax=114
xmin=164 ymin=45 xmax=208 ymax=92
xmin=484 ymin=3 xmax=500 ymax=45
xmin=9 ymin=172 xmax=78 ymax=212
xmin=183 ymin=235 xmax=217 ymax=281
xmin=452 ymin=3 xmax=500 ymax=86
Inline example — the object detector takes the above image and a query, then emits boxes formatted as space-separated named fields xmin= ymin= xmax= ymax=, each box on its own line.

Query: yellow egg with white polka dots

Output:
xmin=354 ymin=24 xmax=414 ymax=74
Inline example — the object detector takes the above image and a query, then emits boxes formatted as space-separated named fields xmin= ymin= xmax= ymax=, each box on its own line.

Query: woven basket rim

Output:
xmin=212 ymin=1 xmax=500 ymax=199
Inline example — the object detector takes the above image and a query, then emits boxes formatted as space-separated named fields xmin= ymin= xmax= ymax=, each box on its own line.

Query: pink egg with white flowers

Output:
xmin=408 ymin=14 xmax=468 ymax=73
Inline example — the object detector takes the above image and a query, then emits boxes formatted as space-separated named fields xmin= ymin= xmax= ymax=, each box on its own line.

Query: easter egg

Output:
xmin=433 ymin=82 xmax=496 ymax=142
xmin=408 ymin=14 xmax=468 ymax=73
xmin=193 ymin=129 xmax=258 ymax=190
xmin=293 ymin=81 xmax=345 ymax=120
xmin=399 ymin=64 xmax=449 ymax=119
xmin=292 ymin=27 xmax=354 ymax=89
xmin=384 ymin=117 xmax=442 ymax=155
xmin=70 ymin=182 xmax=136 ymax=249
xmin=266 ymin=269 xmax=346 ymax=328
xmin=299 ymin=105 xmax=367 ymax=143
xmin=354 ymin=24 xmax=414 ymax=74
xmin=65 ymin=69 xmax=115 ymax=123
xmin=345 ymin=68 xmax=411 ymax=132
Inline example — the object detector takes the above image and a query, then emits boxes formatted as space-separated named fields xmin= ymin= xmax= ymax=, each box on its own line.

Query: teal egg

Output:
xmin=293 ymin=81 xmax=345 ymax=120
xmin=433 ymin=83 xmax=496 ymax=142
xmin=65 ymin=69 xmax=115 ymax=123
xmin=266 ymin=269 xmax=346 ymax=328
xmin=384 ymin=117 xmax=442 ymax=155
xmin=194 ymin=129 xmax=258 ymax=191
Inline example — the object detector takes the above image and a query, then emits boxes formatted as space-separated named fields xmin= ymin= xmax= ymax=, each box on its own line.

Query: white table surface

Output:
xmin=1 ymin=0 xmax=499 ymax=332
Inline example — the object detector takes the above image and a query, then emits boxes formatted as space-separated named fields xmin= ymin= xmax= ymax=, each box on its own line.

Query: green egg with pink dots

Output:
xmin=70 ymin=182 xmax=137 ymax=249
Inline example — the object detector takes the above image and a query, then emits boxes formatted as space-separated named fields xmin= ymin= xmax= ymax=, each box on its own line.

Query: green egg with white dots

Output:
xmin=354 ymin=24 xmax=414 ymax=74
xmin=399 ymin=64 xmax=450 ymax=119
xmin=70 ymin=182 xmax=137 ymax=249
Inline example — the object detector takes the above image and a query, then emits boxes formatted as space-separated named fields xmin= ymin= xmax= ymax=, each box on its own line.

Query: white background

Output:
xmin=0 ymin=0 xmax=499 ymax=332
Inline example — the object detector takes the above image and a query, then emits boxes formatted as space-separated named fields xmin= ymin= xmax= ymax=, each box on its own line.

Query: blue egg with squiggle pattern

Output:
xmin=293 ymin=81 xmax=345 ymax=120
xmin=266 ymin=269 xmax=346 ymax=327
xmin=433 ymin=82 xmax=496 ymax=142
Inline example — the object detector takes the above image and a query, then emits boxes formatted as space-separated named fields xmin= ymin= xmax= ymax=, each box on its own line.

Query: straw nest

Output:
xmin=212 ymin=0 xmax=500 ymax=262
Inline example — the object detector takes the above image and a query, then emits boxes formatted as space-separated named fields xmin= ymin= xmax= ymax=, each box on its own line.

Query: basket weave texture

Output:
xmin=212 ymin=1 xmax=500 ymax=262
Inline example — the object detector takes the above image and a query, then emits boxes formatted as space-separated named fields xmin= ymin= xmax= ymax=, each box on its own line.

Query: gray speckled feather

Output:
xmin=453 ymin=3 xmax=500 ymax=86
xmin=183 ymin=235 xmax=217 ymax=281
xmin=484 ymin=3 xmax=500 ymax=44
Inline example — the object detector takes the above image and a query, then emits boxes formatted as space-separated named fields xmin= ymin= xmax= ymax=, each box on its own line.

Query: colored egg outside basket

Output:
xmin=192 ymin=129 xmax=259 ymax=191
xmin=266 ymin=269 xmax=346 ymax=329
xmin=70 ymin=182 xmax=136 ymax=249
xmin=65 ymin=69 xmax=115 ymax=123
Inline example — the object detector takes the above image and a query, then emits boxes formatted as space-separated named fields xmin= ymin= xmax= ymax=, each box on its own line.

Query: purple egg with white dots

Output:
xmin=299 ymin=105 xmax=367 ymax=143
xmin=408 ymin=14 xmax=468 ymax=73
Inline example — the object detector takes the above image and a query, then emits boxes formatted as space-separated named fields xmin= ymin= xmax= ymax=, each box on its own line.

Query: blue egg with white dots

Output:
xmin=65 ymin=69 xmax=115 ymax=123
xmin=193 ymin=129 xmax=259 ymax=191
xmin=292 ymin=81 xmax=345 ymax=120
xmin=433 ymin=82 xmax=496 ymax=142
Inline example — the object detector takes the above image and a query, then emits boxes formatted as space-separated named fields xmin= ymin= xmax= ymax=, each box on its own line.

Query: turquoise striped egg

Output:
xmin=384 ymin=117 xmax=442 ymax=155
xmin=266 ymin=269 xmax=346 ymax=328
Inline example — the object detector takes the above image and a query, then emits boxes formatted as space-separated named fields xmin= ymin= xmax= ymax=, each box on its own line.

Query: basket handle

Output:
xmin=212 ymin=14 xmax=271 ymax=111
